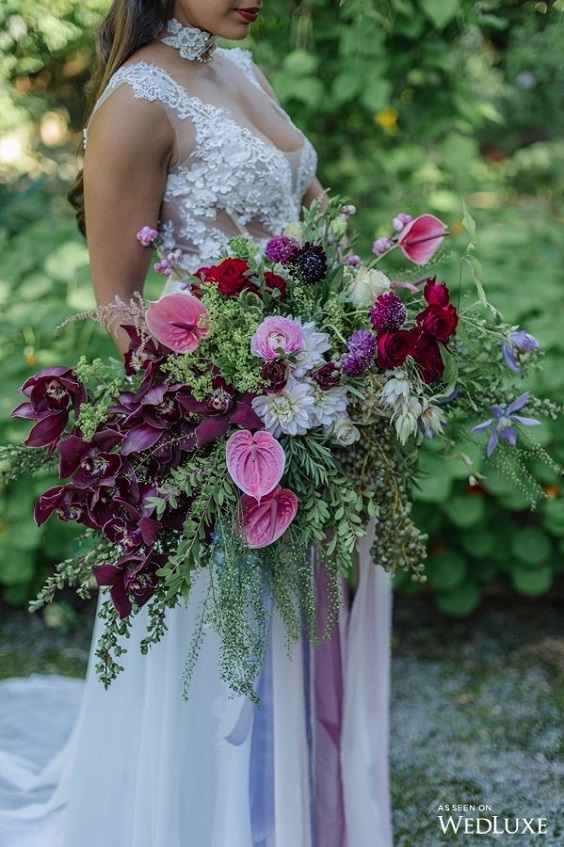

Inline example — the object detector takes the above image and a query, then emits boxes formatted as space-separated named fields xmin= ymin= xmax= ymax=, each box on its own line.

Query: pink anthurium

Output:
xmin=145 ymin=292 xmax=210 ymax=354
xmin=239 ymin=486 xmax=298 ymax=548
xmin=226 ymin=430 xmax=285 ymax=501
xmin=397 ymin=214 xmax=448 ymax=265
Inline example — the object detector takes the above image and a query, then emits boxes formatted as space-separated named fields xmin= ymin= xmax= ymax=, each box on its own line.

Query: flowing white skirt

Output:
xmin=0 ymin=525 xmax=392 ymax=847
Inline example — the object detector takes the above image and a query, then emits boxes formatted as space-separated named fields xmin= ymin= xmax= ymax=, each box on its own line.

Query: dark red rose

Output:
xmin=312 ymin=362 xmax=342 ymax=390
xmin=264 ymin=271 xmax=287 ymax=298
xmin=260 ymin=360 xmax=289 ymax=393
xmin=197 ymin=258 xmax=252 ymax=296
xmin=416 ymin=303 xmax=458 ymax=343
xmin=423 ymin=278 xmax=450 ymax=306
xmin=376 ymin=330 xmax=416 ymax=370
xmin=411 ymin=333 xmax=445 ymax=383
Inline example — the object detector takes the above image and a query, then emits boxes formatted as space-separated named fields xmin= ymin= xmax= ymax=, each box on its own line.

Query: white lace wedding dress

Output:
xmin=0 ymin=45 xmax=393 ymax=847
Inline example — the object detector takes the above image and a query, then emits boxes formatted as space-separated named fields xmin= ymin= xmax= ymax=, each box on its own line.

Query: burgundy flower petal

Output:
xmin=121 ymin=424 xmax=162 ymax=455
xmin=230 ymin=401 xmax=264 ymax=430
xmin=34 ymin=485 xmax=65 ymax=526
xmin=10 ymin=402 xmax=36 ymax=421
xmin=195 ymin=415 xmax=230 ymax=447
xmin=24 ymin=412 xmax=67 ymax=448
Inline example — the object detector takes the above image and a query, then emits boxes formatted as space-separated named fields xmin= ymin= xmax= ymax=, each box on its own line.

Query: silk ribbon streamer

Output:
xmin=313 ymin=558 xmax=349 ymax=847
xmin=248 ymin=625 xmax=275 ymax=845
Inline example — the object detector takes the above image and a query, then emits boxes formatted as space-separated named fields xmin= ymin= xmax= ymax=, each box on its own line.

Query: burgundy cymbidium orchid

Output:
xmin=178 ymin=375 xmax=263 ymax=447
xmin=11 ymin=367 xmax=87 ymax=450
xmin=93 ymin=552 xmax=165 ymax=619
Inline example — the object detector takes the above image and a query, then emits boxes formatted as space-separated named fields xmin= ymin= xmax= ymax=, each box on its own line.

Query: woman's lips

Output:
xmin=236 ymin=7 xmax=260 ymax=22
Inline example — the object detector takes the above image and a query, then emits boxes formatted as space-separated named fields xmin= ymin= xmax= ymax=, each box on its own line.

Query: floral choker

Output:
xmin=159 ymin=19 xmax=217 ymax=64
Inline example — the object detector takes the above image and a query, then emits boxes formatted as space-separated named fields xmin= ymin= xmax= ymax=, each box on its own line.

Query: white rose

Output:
xmin=347 ymin=268 xmax=391 ymax=306
xmin=326 ymin=416 xmax=361 ymax=446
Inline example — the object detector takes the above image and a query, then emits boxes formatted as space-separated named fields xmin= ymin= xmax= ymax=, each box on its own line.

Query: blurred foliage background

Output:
xmin=1 ymin=0 xmax=563 ymax=619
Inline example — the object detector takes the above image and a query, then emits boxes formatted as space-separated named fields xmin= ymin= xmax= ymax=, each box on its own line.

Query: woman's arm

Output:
xmin=83 ymin=85 xmax=175 ymax=355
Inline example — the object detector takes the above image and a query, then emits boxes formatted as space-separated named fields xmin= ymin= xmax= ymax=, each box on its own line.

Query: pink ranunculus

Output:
xmin=145 ymin=292 xmax=210 ymax=354
xmin=239 ymin=485 xmax=299 ymax=548
xmin=226 ymin=430 xmax=285 ymax=501
xmin=250 ymin=316 xmax=305 ymax=361
xmin=397 ymin=214 xmax=448 ymax=265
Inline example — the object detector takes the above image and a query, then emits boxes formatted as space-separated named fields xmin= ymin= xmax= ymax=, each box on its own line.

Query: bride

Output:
xmin=0 ymin=1 xmax=393 ymax=845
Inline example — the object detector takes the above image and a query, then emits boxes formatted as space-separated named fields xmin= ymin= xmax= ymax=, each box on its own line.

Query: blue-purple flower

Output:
xmin=342 ymin=330 xmax=377 ymax=377
xmin=471 ymin=392 xmax=541 ymax=457
xmin=502 ymin=331 xmax=540 ymax=374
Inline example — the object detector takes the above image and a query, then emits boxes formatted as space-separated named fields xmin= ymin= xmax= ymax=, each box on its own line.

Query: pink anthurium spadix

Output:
xmin=226 ymin=429 xmax=286 ymax=501
xmin=145 ymin=292 xmax=210 ymax=354
xmin=397 ymin=214 xmax=448 ymax=265
xmin=239 ymin=486 xmax=299 ymax=548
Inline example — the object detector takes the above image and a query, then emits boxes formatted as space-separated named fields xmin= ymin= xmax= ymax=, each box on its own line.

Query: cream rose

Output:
xmin=347 ymin=268 xmax=391 ymax=307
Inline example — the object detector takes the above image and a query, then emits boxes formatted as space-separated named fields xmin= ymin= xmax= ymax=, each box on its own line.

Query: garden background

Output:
xmin=1 ymin=0 xmax=563 ymax=619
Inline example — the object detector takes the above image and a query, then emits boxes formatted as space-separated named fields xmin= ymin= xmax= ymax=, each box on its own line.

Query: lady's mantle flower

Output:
xmin=265 ymin=234 xmax=300 ymax=265
xmin=251 ymin=316 xmax=305 ymax=361
xmin=252 ymin=378 xmax=315 ymax=437
xmin=342 ymin=330 xmax=377 ymax=377
xmin=471 ymin=392 xmax=541 ymax=457
xmin=370 ymin=292 xmax=408 ymax=332
xmin=502 ymin=330 xmax=540 ymax=374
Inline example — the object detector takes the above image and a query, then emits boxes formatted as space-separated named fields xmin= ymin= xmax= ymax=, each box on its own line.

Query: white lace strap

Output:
xmin=218 ymin=48 xmax=263 ymax=94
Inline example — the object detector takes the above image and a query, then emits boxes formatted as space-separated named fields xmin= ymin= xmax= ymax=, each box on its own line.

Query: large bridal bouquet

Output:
xmin=4 ymin=199 xmax=561 ymax=696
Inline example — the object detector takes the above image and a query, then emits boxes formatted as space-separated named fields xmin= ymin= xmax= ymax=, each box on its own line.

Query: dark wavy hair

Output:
xmin=68 ymin=0 xmax=174 ymax=235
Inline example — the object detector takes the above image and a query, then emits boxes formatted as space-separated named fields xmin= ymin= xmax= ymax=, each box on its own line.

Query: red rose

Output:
xmin=197 ymin=258 xmax=252 ymax=296
xmin=416 ymin=303 xmax=458 ymax=343
xmin=376 ymin=329 xmax=416 ymax=370
xmin=411 ymin=333 xmax=445 ymax=384
xmin=264 ymin=271 xmax=287 ymax=298
xmin=423 ymin=278 xmax=450 ymax=306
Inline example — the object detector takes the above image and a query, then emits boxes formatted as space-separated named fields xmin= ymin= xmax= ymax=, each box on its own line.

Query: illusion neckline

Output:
xmin=158 ymin=18 xmax=218 ymax=64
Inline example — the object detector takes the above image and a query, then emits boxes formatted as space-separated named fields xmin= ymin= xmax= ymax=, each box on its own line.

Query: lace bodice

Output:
xmin=90 ymin=49 xmax=318 ymax=273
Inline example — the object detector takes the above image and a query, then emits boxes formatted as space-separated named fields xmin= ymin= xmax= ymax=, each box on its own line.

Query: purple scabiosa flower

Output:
xmin=342 ymin=330 xmax=377 ymax=377
xmin=290 ymin=242 xmax=327 ymax=284
xmin=372 ymin=237 xmax=394 ymax=256
xmin=516 ymin=72 xmax=536 ymax=89
xmin=471 ymin=392 xmax=541 ymax=457
xmin=370 ymin=292 xmax=408 ymax=332
xmin=502 ymin=330 xmax=541 ymax=374
xmin=344 ymin=253 xmax=361 ymax=268
xmin=265 ymin=235 xmax=300 ymax=264
xmin=392 ymin=213 xmax=413 ymax=232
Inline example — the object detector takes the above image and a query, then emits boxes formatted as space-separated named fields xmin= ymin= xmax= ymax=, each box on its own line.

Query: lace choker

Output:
xmin=159 ymin=19 xmax=217 ymax=64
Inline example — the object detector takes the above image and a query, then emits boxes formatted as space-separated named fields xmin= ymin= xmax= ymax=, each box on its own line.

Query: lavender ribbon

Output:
xmin=313 ymin=559 xmax=348 ymax=847
xmin=249 ymin=625 xmax=275 ymax=845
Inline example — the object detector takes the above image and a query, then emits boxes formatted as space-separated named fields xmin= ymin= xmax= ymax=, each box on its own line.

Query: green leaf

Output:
xmin=419 ymin=0 xmax=460 ymax=30
xmin=511 ymin=565 xmax=553 ymax=596
xmin=435 ymin=580 xmax=481 ymax=617
xmin=425 ymin=550 xmax=467 ymax=590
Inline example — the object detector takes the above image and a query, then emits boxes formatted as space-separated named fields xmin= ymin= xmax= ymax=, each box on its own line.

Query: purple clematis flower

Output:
xmin=471 ymin=392 xmax=541 ymax=457
xmin=502 ymin=330 xmax=540 ymax=374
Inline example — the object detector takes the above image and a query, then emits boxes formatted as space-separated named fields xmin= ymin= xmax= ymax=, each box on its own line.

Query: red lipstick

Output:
xmin=236 ymin=7 xmax=260 ymax=22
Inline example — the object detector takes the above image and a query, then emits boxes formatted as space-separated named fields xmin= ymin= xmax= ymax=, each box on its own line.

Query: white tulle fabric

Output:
xmin=0 ymin=42 xmax=393 ymax=847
